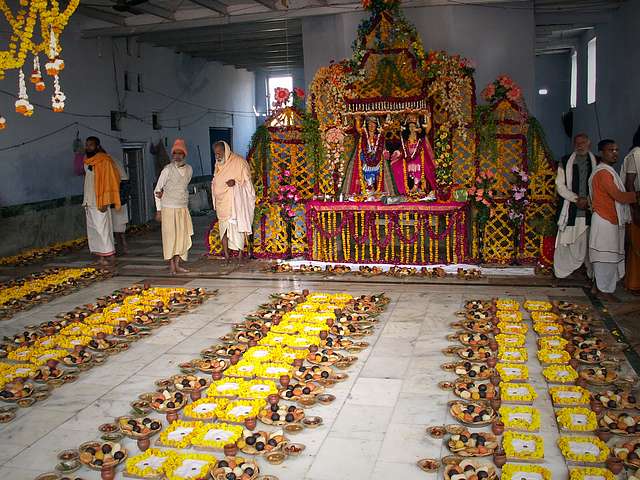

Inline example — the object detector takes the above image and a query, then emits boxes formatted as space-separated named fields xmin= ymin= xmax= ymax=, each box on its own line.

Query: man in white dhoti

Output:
xmin=154 ymin=139 xmax=194 ymax=275
xmin=554 ymin=133 xmax=597 ymax=279
xmin=589 ymin=139 xmax=639 ymax=302
xmin=83 ymin=137 xmax=121 ymax=266
xmin=111 ymin=156 xmax=130 ymax=255
xmin=211 ymin=141 xmax=256 ymax=265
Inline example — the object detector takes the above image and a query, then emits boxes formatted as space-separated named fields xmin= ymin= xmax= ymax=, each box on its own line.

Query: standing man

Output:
xmin=83 ymin=136 xmax=121 ymax=266
xmin=111 ymin=155 xmax=130 ymax=255
xmin=154 ymin=139 xmax=194 ymax=275
xmin=211 ymin=141 xmax=255 ymax=264
xmin=554 ymin=133 xmax=597 ymax=279
xmin=621 ymin=125 xmax=640 ymax=294
xmin=589 ymin=139 xmax=640 ymax=301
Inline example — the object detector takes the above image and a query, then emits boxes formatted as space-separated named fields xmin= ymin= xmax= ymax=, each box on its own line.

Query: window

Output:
xmin=124 ymin=71 xmax=131 ymax=91
xmin=570 ymin=51 xmax=577 ymax=108
xmin=267 ymin=75 xmax=293 ymax=112
xmin=587 ymin=37 xmax=596 ymax=104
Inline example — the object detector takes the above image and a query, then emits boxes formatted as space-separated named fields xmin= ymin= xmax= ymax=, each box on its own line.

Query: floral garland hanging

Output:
xmin=433 ymin=124 xmax=453 ymax=187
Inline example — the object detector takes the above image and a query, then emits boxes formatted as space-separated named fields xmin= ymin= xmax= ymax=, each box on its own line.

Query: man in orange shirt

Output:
xmin=589 ymin=139 xmax=640 ymax=301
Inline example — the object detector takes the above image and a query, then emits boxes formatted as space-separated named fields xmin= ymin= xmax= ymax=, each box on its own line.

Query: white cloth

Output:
xmin=219 ymin=219 xmax=245 ymax=251
xmin=621 ymin=147 xmax=640 ymax=191
xmin=111 ymin=204 xmax=129 ymax=233
xmin=590 ymin=212 xmax=626 ymax=293
xmin=556 ymin=151 xmax=597 ymax=231
xmin=86 ymin=206 xmax=115 ymax=256
xmin=553 ymin=217 xmax=592 ymax=279
xmin=154 ymin=163 xmax=192 ymax=210
xmin=234 ymin=180 xmax=256 ymax=235
xmin=82 ymin=164 xmax=97 ymax=207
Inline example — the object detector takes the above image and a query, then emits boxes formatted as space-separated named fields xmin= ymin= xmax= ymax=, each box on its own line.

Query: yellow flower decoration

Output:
xmin=531 ymin=311 xmax=559 ymax=323
xmin=549 ymin=386 xmax=590 ymax=406
xmin=538 ymin=336 xmax=568 ymax=350
xmin=499 ymin=405 xmax=541 ymax=431
xmin=243 ymin=346 xmax=279 ymax=363
xmin=125 ymin=449 xmax=175 ymax=478
xmin=501 ymin=464 xmax=551 ymax=480
xmin=537 ymin=348 xmax=570 ymax=364
xmin=523 ymin=300 xmax=552 ymax=312
xmin=254 ymin=362 xmax=293 ymax=380
xmin=224 ymin=361 xmax=258 ymax=379
xmin=183 ymin=398 xmax=228 ymax=420
xmin=500 ymin=382 xmax=537 ymax=404
xmin=161 ymin=452 xmax=218 ymax=480
xmin=190 ymin=422 xmax=243 ymax=449
xmin=240 ymin=379 xmax=278 ymax=400
xmin=496 ymin=311 xmax=523 ymax=322
xmin=206 ymin=379 xmax=242 ymax=398
xmin=556 ymin=407 xmax=597 ymax=432
xmin=7 ymin=346 xmax=35 ymax=362
xmin=496 ymin=299 xmax=520 ymax=311
xmin=3 ymin=363 xmax=37 ymax=381
xmin=31 ymin=348 xmax=68 ymax=365
xmin=569 ymin=467 xmax=616 ymax=480
xmin=158 ymin=421 xmax=202 ymax=448
xmin=217 ymin=400 xmax=263 ymax=423
xmin=498 ymin=347 xmax=528 ymax=363
xmin=495 ymin=334 xmax=526 ymax=348
xmin=497 ymin=322 xmax=528 ymax=335
xmin=496 ymin=363 xmax=529 ymax=382
xmin=533 ymin=322 xmax=563 ymax=336
xmin=54 ymin=335 xmax=92 ymax=349
xmin=542 ymin=364 xmax=578 ymax=384
xmin=558 ymin=436 xmax=609 ymax=463
xmin=503 ymin=431 xmax=544 ymax=460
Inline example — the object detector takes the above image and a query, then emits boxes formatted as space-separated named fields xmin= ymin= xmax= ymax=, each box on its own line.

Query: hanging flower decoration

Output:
xmin=433 ymin=124 xmax=453 ymax=187
xmin=51 ymin=74 xmax=65 ymax=112
xmin=30 ymin=55 xmax=45 ymax=91
xmin=0 ymin=115 xmax=6 ymax=130
xmin=15 ymin=69 xmax=33 ymax=117
xmin=505 ymin=166 xmax=530 ymax=228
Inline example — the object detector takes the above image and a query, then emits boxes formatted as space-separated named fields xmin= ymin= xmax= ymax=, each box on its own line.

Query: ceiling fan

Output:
xmin=112 ymin=0 xmax=149 ymax=14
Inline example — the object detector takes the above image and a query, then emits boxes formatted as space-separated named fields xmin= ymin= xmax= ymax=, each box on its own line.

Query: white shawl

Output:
xmin=621 ymin=147 xmax=640 ymax=191
xmin=557 ymin=151 xmax=597 ymax=230
xmin=589 ymin=162 xmax=632 ymax=226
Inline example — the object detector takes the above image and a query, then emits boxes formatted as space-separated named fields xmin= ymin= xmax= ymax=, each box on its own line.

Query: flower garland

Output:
xmin=495 ymin=333 xmax=526 ymax=348
xmin=183 ymin=398 xmax=228 ymax=420
xmin=497 ymin=322 xmax=528 ymax=335
xmin=496 ymin=310 xmax=523 ymax=322
xmin=496 ymin=299 xmax=520 ymax=311
xmin=498 ymin=347 xmax=528 ymax=364
xmin=433 ymin=124 xmax=452 ymax=188
xmin=538 ymin=335 xmax=567 ymax=351
xmin=556 ymin=407 xmax=597 ymax=432
xmin=481 ymin=75 xmax=526 ymax=115
xmin=533 ymin=322 xmax=563 ymax=336
xmin=523 ymin=300 xmax=553 ymax=312
xmin=531 ymin=311 xmax=559 ymax=323
xmin=496 ymin=363 xmax=529 ymax=382
xmin=499 ymin=405 xmax=541 ymax=431
xmin=240 ymin=379 xmax=278 ymax=400
xmin=217 ymin=400 xmax=263 ymax=423
xmin=500 ymin=382 xmax=537 ymax=403
xmin=557 ymin=436 xmax=609 ymax=463
xmin=542 ymin=364 xmax=578 ymax=384
xmin=537 ymin=349 xmax=570 ymax=365
xmin=549 ymin=386 xmax=590 ymax=406
xmin=206 ymin=379 xmax=242 ymax=398
xmin=569 ymin=468 xmax=615 ymax=480
xmin=158 ymin=421 xmax=201 ymax=448
xmin=125 ymin=449 xmax=175 ymax=478
xmin=505 ymin=166 xmax=530 ymax=255
xmin=190 ymin=422 xmax=243 ymax=449
xmin=501 ymin=464 xmax=551 ymax=480
xmin=161 ymin=452 xmax=218 ymax=480
xmin=503 ymin=431 xmax=544 ymax=460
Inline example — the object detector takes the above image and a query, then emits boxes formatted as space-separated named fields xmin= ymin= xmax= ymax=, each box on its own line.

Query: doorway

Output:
xmin=122 ymin=143 xmax=148 ymax=225
xmin=209 ymin=128 xmax=233 ymax=175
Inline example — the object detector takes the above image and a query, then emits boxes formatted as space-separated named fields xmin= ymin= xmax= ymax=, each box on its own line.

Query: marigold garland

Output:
xmin=538 ymin=336 xmax=568 ymax=351
xmin=190 ymin=422 xmax=243 ymax=449
xmin=217 ymin=400 xmax=263 ymax=423
xmin=558 ymin=436 xmax=609 ymax=463
xmin=523 ymin=300 xmax=552 ymax=312
xmin=497 ymin=322 xmax=528 ymax=335
xmin=161 ymin=452 xmax=218 ymax=480
xmin=495 ymin=333 xmax=526 ymax=348
xmin=542 ymin=364 xmax=578 ymax=384
xmin=503 ymin=431 xmax=544 ymax=460
xmin=499 ymin=405 xmax=540 ymax=431
xmin=549 ymin=386 xmax=590 ymax=406
xmin=501 ymin=464 xmax=551 ymax=480
xmin=125 ymin=449 xmax=175 ymax=478
xmin=496 ymin=363 xmax=529 ymax=382
xmin=496 ymin=310 xmax=523 ymax=322
xmin=498 ymin=347 xmax=528 ymax=363
xmin=500 ymin=382 xmax=537 ymax=403
xmin=158 ymin=421 xmax=202 ymax=448
xmin=537 ymin=348 xmax=570 ymax=365
xmin=183 ymin=398 xmax=228 ymax=420
xmin=556 ymin=407 xmax=597 ymax=432
xmin=569 ymin=467 xmax=615 ymax=480
xmin=496 ymin=299 xmax=520 ymax=311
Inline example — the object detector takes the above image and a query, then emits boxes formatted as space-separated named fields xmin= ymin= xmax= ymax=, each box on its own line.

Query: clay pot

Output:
xmin=137 ymin=437 xmax=151 ymax=452
xmin=267 ymin=394 xmax=280 ymax=405
xmin=190 ymin=389 xmax=202 ymax=401
xmin=46 ymin=359 xmax=59 ymax=369
xmin=45 ymin=326 xmax=56 ymax=336
xmin=279 ymin=375 xmax=291 ymax=388
xmin=302 ymin=289 xmax=310 ymax=297
xmin=606 ymin=456 xmax=623 ymax=474
xmin=562 ymin=331 xmax=572 ymax=340
xmin=491 ymin=421 xmax=505 ymax=436
xmin=293 ymin=358 xmax=304 ymax=368
xmin=166 ymin=411 xmax=179 ymax=423
xmin=212 ymin=371 xmax=223 ymax=381
xmin=244 ymin=416 xmax=257 ymax=431
xmin=143 ymin=282 xmax=151 ymax=290
xmin=308 ymin=345 xmax=319 ymax=354
xmin=596 ymin=427 xmax=612 ymax=442
xmin=590 ymin=399 xmax=604 ymax=414
xmin=490 ymin=397 xmax=502 ymax=410
xmin=224 ymin=443 xmax=238 ymax=457
xmin=319 ymin=330 xmax=329 ymax=340
xmin=488 ymin=341 xmax=499 ymax=352
xmin=101 ymin=466 xmax=115 ymax=480
xmin=492 ymin=327 xmax=500 ymax=335
xmin=487 ymin=357 xmax=497 ymax=368
xmin=490 ymin=316 xmax=499 ymax=325
xmin=326 ymin=318 xmax=335 ymax=327
xmin=230 ymin=355 xmax=240 ymax=366
xmin=569 ymin=359 xmax=579 ymax=369
xmin=493 ymin=449 xmax=507 ymax=468
xmin=248 ymin=339 xmax=258 ymax=348
xmin=490 ymin=375 xmax=501 ymax=386
xmin=272 ymin=318 xmax=281 ymax=326
xmin=333 ymin=308 xmax=342 ymax=317
xmin=97 ymin=332 xmax=107 ymax=340
xmin=566 ymin=344 xmax=576 ymax=354
xmin=576 ymin=377 xmax=589 ymax=388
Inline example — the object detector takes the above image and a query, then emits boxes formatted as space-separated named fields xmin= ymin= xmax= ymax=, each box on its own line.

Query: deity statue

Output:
xmin=342 ymin=115 xmax=396 ymax=195
xmin=390 ymin=112 xmax=437 ymax=197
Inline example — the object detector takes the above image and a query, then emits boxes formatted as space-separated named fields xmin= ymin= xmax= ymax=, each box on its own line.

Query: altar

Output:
xmin=306 ymin=201 xmax=467 ymax=265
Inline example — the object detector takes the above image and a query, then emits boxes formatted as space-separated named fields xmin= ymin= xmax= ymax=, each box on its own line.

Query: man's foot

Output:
xmin=176 ymin=265 xmax=190 ymax=273
xmin=597 ymin=291 xmax=620 ymax=303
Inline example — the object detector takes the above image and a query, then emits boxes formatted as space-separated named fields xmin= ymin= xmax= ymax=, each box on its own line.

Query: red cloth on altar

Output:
xmin=390 ymin=138 xmax=437 ymax=195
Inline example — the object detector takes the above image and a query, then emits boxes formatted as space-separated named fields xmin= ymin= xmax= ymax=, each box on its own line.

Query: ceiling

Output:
xmin=77 ymin=0 xmax=629 ymax=71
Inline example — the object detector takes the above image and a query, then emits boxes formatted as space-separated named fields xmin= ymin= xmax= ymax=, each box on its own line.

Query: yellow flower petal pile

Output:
xmin=499 ymin=405 xmax=541 ymax=431
xmin=503 ymin=431 xmax=544 ymax=460
xmin=556 ymin=407 xmax=597 ymax=432
xmin=558 ymin=436 xmax=609 ymax=463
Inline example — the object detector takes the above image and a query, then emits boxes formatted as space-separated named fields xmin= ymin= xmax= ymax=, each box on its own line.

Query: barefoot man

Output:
xmin=211 ymin=141 xmax=255 ymax=264
xmin=154 ymin=139 xmax=193 ymax=274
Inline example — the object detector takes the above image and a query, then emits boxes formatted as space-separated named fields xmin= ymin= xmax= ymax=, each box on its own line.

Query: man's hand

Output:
xmin=155 ymin=211 xmax=161 ymax=223
xmin=226 ymin=179 xmax=236 ymax=187
xmin=576 ymin=197 xmax=589 ymax=210
xmin=98 ymin=206 xmax=108 ymax=213
xmin=155 ymin=190 xmax=163 ymax=199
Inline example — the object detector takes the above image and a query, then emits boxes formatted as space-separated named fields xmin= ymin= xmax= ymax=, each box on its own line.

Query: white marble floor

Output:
xmin=0 ymin=276 xmax=611 ymax=480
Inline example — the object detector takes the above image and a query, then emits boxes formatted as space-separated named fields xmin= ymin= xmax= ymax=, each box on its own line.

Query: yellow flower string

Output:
xmin=503 ymin=431 xmax=544 ymax=460
xmin=558 ymin=436 xmax=609 ymax=463
xmin=499 ymin=405 xmax=541 ymax=431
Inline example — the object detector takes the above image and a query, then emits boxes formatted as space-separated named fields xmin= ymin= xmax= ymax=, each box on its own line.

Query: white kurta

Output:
xmin=110 ymin=156 xmax=129 ymax=233
xmin=553 ymin=152 xmax=596 ymax=279
xmin=155 ymin=162 xmax=193 ymax=261
xmin=83 ymin=165 xmax=115 ymax=256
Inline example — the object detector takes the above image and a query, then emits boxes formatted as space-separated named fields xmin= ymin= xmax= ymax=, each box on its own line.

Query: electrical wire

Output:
xmin=0 ymin=88 xmax=110 ymax=118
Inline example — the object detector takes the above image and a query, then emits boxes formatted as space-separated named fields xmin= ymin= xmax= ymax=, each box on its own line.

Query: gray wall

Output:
xmin=0 ymin=16 xmax=256 ymax=208
xmin=535 ymin=53 xmax=572 ymax=161
xmin=303 ymin=4 xmax=536 ymax=111
xmin=572 ymin=0 xmax=640 ymax=161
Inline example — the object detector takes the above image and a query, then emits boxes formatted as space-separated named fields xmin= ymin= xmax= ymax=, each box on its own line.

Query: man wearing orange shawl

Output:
xmin=211 ymin=141 xmax=255 ymax=264
xmin=83 ymin=136 xmax=121 ymax=265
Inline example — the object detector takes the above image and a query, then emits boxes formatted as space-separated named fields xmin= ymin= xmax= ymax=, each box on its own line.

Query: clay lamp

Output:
xmin=267 ymin=394 xmax=280 ymax=406
xmin=491 ymin=420 xmax=505 ymax=436
xmin=319 ymin=330 xmax=329 ymax=340
xmin=279 ymin=375 xmax=291 ymax=388
xmin=230 ymin=354 xmax=241 ymax=366
xmin=590 ymin=399 xmax=604 ymax=414
xmin=308 ymin=345 xmax=319 ymax=354
xmin=223 ymin=443 xmax=239 ymax=457
xmin=248 ymin=339 xmax=258 ymax=348
xmin=302 ymin=289 xmax=310 ymax=297
xmin=244 ymin=416 xmax=257 ymax=431
xmin=493 ymin=447 xmax=507 ymax=468
xmin=566 ymin=344 xmax=576 ymax=354
xmin=292 ymin=358 xmax=304 ymax=368
xmin=490 ymin=396 xmax=502 ymax=411
xmin=488 ymin=340 xmax=499 ymax=352
xmin=326 ymin=318 xmax=335 ymax=328
xmin=490 ymin=374 xmax=501 ymax=386
xmin=272 ymin=317 xmax=281 ymax=326
xmin=211 ymin=370 xmax=223 ymax=381
xmin=101 ymin=465 xmax=116 ymax=480
xmin=606 ymin=455 xmax=623 ymax=474
xmin=490 ymin=316 xmax=499 ymax=326
xmin=569 ymin=358 xmax=579 ymax=369
xmin=596 ymin=427 xmax=612 ymax=442
xmin=96 ymin=332 xmax=107 ymax=341
xmin=576 ymin=377 xmax=589 ymax=388
xmin=487 ymin=357 xmax=498 ymax=368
